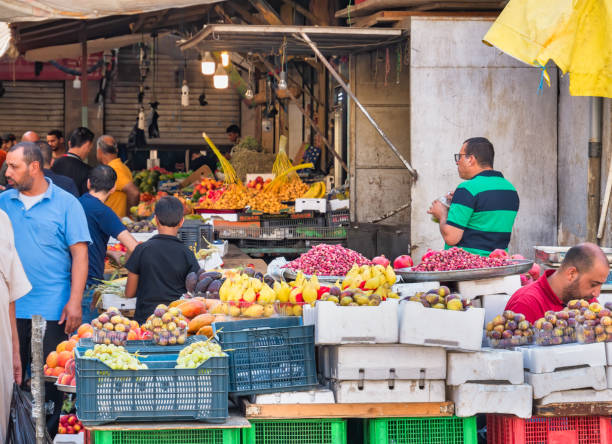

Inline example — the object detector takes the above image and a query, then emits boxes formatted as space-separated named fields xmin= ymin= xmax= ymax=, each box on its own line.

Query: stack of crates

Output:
xmin=243 ymin=419 xmax=347 ymax=444
xmin=365 ymin=417 xmax=477 ymax=444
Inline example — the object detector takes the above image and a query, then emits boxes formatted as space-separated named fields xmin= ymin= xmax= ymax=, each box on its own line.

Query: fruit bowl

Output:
xmin=93 ymin=328 xmax=128 ymax=346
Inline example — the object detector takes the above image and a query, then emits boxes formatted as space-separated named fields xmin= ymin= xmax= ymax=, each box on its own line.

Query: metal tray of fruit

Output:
xmin=55 ymin=382 xmax=76 ymax=393
xmin=282 ymin=269 xmax=344 ymax=283
xmin=395 ymin=260 xmax=533 ymax=282
xmin=44 ymin=375 xmax=58 ymax=383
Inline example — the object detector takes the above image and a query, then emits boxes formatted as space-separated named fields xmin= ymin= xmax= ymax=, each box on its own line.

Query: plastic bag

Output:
xmin=5 ymin=383 xmax=52 ymax=444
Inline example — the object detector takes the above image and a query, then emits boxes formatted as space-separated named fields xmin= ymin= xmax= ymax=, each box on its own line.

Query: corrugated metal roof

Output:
xmin=179 ymin=24 xmax=406 ymax=56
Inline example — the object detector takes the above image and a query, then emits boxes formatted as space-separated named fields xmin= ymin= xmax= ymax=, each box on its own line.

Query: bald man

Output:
xmin=21 ymin=131 xmax=40 ymax=142
xmin=506 ymin=243 xmax=610 ymax=323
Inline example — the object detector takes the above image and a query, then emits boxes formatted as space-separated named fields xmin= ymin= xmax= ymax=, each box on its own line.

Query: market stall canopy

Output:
xmin=483 ymin=0 xmax=612 ymax=98
xmin=0 ymin=0 xmax=222 ymax=22
xmin=179 ymin=24 xmax=405 ymax=55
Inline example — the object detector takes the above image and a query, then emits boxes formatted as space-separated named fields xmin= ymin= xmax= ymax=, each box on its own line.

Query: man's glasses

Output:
xmin=454 ymin=153 xmax=470 ymax=162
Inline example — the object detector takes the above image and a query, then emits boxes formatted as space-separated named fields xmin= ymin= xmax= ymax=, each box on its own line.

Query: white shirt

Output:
xmin=18 ymin=192 xmax=44 ymax=211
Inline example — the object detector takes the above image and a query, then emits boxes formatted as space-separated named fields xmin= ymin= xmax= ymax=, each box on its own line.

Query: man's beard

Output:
xmin=561 ymin=277 xmax=581 ymax=303
xmin=10 ymin=174 xmax=34 ymax=192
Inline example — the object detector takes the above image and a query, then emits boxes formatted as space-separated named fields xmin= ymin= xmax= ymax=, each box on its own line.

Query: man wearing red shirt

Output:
xmin=506 ymin=243 xmax=609 ymax=323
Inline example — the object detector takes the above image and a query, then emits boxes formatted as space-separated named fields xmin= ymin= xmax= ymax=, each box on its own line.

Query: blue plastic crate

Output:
xmin=75 ymin=346 xmax=228 ymax=426
xmin=77 ymin=335 xmax=208 ymax=354
xmin=212 ymin=317 xmax=317 ymax=395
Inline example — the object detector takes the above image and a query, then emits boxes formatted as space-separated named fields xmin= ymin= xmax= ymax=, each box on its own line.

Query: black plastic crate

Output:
xmin=327 ymin=209 xmax=350 ymax=227
xmin=178 ymin=221 xmax=214 ymax=250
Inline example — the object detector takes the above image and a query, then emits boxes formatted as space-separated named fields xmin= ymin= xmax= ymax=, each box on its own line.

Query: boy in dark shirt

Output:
xmin=125 ymin=196 xmax=199 ymax=323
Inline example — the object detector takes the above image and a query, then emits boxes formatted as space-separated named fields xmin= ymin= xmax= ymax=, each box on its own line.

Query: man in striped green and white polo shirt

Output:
xmin=428 ymin=137 xmax=519 ymax=256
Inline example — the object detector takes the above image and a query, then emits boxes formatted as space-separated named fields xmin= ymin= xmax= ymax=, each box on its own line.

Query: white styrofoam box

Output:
xmin=607 ymin=366 xmax=612 ymax=388
xmin=295 ymin=198 xmax=327 ymax=213
xmin=537 ymin=388 xmax=612 ymax=405
xmin=53 ymin=433 xmax=84 ymax=444
xmin=521 ymin=342 xmax=607 ymax=373
xmin=479 ymin=293 xmax=512 ymax=326
xmin=606 ymin=343 xmax=612 ymax=365
xmin=525 ymin=366 xmax=607 ymax=399
xmin=323 ymin=344 xmax=446 ymax=380
xmin=212 ymin=240 xmax=229 ymax=257
xmin=255 ymin=388 xmax=335 ymax=404
xmin=392 ymin=282 xmax=440 ymax=298
xmin=101 ymin=293 xmax=135 ymax=311
xmin=597 ymin=293 xmax=612 ymax=306
xmin=303 ymin=300 xmax=398 ymax=344
xmin=450 ymin=383 xmax=532 ymax=419
xmin=447 ymin=348 xmax=524 ymax=385
xmin=329 ymin=199 xmax=350 ymax=211
xmin=329 ymin=379 xmax=445 ymax=403
xmin=399 ymin=301 xmax=485 ymax=351
xmin=109 ymin=231 xmax=157 ymax=245
xmin=457 ymin=274 xmax=521 ymax=299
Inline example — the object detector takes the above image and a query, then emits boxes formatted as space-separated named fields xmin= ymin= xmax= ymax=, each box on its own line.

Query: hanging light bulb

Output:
xmin=72 ymin=76 xmax=81 ymax=89
xmin=213 ymin=65 xmax=229 ymax=89
xmin=221 ymin=51 xmax=230 ymax=67
xmin=201 ymin=51 xmax=215 ymax=75
xmin=278 ymin=71 xmax=288 ymax=90
xmin=245 ymin=88 xmax=254 ymax=100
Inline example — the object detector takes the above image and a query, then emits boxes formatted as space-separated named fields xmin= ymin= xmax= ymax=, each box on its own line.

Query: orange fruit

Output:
xmin=80 ymin=331 xmax=92 ymax=339
xmin=57 ymin=351 xmax=73 ymax=368
xmin=56 ymin=340 xmax=70 ymax=353
xmin=51 ymin=366 xmax=64 ymax=377
xmin=77 ymin=324 xmax=93 ymax=338
xmin=46 ymin=351 xmax=58 ymax=368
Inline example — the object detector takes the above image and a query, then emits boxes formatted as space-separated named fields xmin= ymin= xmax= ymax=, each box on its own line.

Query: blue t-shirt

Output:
xmin=79 ymin=193 xmax=126 ymax=285
xmin=0 ymin=178 xmax=91 ymax=320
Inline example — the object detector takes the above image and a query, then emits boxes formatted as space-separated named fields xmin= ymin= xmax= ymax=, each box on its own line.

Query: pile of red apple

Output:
xmin=58 ymin=414 xmax=82 ymax=435
xmin=56 ymin=357 xmax=76 ymax=387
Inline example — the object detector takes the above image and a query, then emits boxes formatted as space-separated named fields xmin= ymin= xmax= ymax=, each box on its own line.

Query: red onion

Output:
xmin=282 ymin=244 xmax=372 ymax=276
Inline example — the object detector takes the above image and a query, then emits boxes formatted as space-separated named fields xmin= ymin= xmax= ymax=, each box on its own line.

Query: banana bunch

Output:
xmin=341 ymin=264 xmax=398 ymax=300
xmin=302 ymin=181 xmax=327 ymax=198
xmin=213 ymin=273 xmax=276 ymax=318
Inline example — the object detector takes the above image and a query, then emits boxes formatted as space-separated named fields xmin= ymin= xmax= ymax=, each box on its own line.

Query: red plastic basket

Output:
xmin=487 ymin=414 xmax=612 ymax=444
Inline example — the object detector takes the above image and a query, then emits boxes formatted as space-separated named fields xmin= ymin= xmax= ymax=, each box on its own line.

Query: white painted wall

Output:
xmin=409 ymin=17 xmax=558 ymax=258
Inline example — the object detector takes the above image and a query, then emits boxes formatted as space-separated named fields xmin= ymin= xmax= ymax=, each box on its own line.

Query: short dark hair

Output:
xmin=3 ymin=133 xmax=15 ymax=142
xmin=35 ymin=141 xmax=53 ymax=166
xmin=96 ymin=135 xmax=118 ymax=155
xmin=154 ymin=196 xmax=184 ymax=227
xmin=48 ymin=130 xmax=63 ymax=139
xmin=88 ymin=165 xmax=117 ymax=193
xmin=463 ymin=137 xmax=494 ymax=168
xmin=69 ymin=127 xmax=94 ymax=149
xmin=560 ymin=243 xmax=608 ymax=273
xmin=9 ymin=142 xmax=44 ymax=167
xmin=226 ymin=125 xmax=240 ymax=135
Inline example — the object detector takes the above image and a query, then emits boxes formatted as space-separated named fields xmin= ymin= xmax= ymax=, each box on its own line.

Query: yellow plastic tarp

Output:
xmin=483 ymin=0 xmax=612 ymax=98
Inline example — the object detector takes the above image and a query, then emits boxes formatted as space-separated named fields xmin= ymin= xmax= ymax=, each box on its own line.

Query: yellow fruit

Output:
xmin=211 ymin=302 xmax=229 ymax=315
xmin=275 ymin=282 xmax=290 ymax=303
xmin=302 ymin=283 xmax=318 ymax=304
xmin=250 ymin=278 xmax=263 ymax=293
xmin=243 ymin=304 xmax=265 ymax=318
xmin=243 ymin=288 xmax=256 ymax=303
xmin=447 ymin=299 xmax=463 ymax=311
xmin=364 ymin=275 xmax=383 ymax=291
xmin=385 ymin=265 xmax=397 ymax=286
xmin=263 ymin=304 xmax=275 ymax=317
xmin=258 ymin=284 xmax=276 ymax=304
xmin=229 ymin=305 xmax=241 ymax=317
xmin=219 ymin=279 xmax=231 ymax=301
xmin=289 ymin=287 xmax=302 ymax=304
xmin=292 ymin=304 xmax=303 ymax=317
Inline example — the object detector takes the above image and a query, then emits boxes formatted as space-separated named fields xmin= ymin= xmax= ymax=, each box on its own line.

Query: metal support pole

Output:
xmin=257 ymin=55 xmax=349 ymax=173
xmin=80 ymin=28 xmax=88 ymax=127
xmin=588 ymin=96 xmax=602 ymax=242
xmin=299 ymin=31 xmax=417 ymax=179
xmin=31 ymin=315 xmax=46 ymax=444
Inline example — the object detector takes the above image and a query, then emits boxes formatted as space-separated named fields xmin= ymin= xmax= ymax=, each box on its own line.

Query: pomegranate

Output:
xmin=489 ymin=249 xmax=509 ymax=259
xmin=413 ymin=247 xmax=511 ymax=272
xmin=282 ymin=244 xmax=371 ymax=276
xmin=393 ymin=255 xmax=414 ymax=269
xmin=528 ymin=263 xmax=541 ymax=280
xmin=372 ymin=255 xmax=390 ymax=267
xmin=511 ymin=254 xmax=525 ymax=260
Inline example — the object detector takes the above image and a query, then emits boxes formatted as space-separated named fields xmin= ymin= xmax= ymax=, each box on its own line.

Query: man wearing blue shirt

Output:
xmin=79 ymin=165 xmax=138 ymax=322
xmin=0 ymin=142 xmax=90 ymax=433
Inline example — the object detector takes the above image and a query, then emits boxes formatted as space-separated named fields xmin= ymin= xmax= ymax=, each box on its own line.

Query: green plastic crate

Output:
xmin=93 ymin=428 xmax=240 ymax=444
xmin=242 ymin=419 xmax=347 ymax=444
xmin=365 ymin=416 xmax=477 ymax=444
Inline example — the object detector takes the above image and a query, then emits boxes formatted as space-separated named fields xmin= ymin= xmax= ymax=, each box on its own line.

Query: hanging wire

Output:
xmin=384 ymin=47 xmax=390 ymax=87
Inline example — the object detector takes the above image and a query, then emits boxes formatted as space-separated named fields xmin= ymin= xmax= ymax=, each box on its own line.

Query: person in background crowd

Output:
xmin=125 ymin=196 xmax=199 ymax=324
xmin=1 ymin=133 xmax=16 ymax=151
xmin=428 ymin=137 xmax=519 ymax=256
xmin=506 ymin=243 xmax=609 ymax=323
xmin=293 ymin=135 xmax=323 ymax=172
xmin=0 ymin=208 xmax=30 ymax=441
xmin=226 ymin=124 xmax=241 ymax=145
xmin=0 ymin=138 xmax=5 ymax=169
xmin=95 ymin=135 xmax=139 ymax=217
xmin=0 ymin=142 xmax=90 ymax=434
xmin=46 ymin=130 xmax=66 ymax=165
xmin=21 ymin=131 xmax=39 ymax=142
xmin=51 ymin=127 xmax=94 ymax=196
xmin=36 ymin=141 xmax=79 ymax=198
xmin=79 ymin=166 xmax=138 ymax=323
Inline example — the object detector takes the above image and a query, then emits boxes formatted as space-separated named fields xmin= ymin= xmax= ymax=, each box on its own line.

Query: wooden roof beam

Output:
xmin=226 ymin=1 xmax=266 ymax=25
xmin=247 ymin=0 xmax=285 ymax=25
